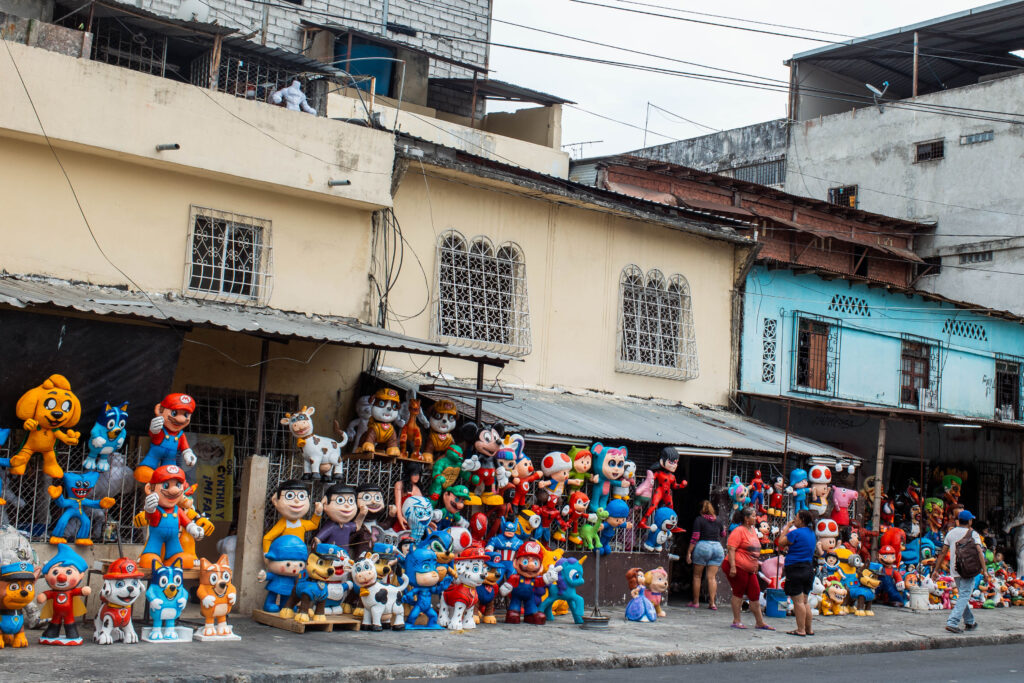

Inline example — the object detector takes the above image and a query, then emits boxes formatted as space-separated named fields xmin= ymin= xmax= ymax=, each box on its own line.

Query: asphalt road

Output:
xmin=423 ymin=644 xmax=1024 ymax=682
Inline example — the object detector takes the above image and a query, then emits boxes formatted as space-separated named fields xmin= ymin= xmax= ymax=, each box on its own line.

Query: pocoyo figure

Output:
xmin=748 ymin=470 xmax=766 ymax=513
xmin=84 ymin=401 xmax=129 ymax=472
xmin=402 ymin=547 xmax=452 ymax=629
xmin=257 ymin=535 xmax=307 ymax=615
xmin=262 ymin=480 xmax=322 ymax=554
xmin=270 ymin=79 xmax=317 ymax=114
xmin=357 ymin=388 xmax=402 ymax=456
xmin=10 ymin=374 xmax=82 ymax=479
xmin=639 ymin=447 xmax=687 ymax=527
xmin=642 ymin=507 xmax=682 ymax=552
xmin=144 ymin=560 xmax=189 ymax=641
xmin=767 ymin=475 xmax=786 ymax=518
xmin=807 ymin=465 xmax=833 ymax=516
xmin=422 ymin=399 xmax=458 ymax=459
xmin=135 ymin=393 xmax=196 ymax=484
xmin=47 ymin=471 xmax=116 ymax=545
xmin=139 ymin=465 xmax=205 ymax=569
xmin=37 ymin=545 xmax=90 ymax=645
xmin=597 ymin=499 xmax=632 ymax=555
xmin=499 ymin=541 xmax=561 ymax=624
xmin=787 ymin=468 xmax=810 ymax=512
xmin=728 ymin=476 xmax=748 ymax=518
xmin=589 ymin=442 xmax=628 ymax=514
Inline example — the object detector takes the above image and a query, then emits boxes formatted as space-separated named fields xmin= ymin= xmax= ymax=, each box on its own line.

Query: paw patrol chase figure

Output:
xmin=0 ymin=560 xmax=36 ymax=648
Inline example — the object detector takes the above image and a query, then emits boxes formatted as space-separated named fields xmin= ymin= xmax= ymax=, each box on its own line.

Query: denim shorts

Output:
xmin=692 ymin=539 xmax=725 ymax=566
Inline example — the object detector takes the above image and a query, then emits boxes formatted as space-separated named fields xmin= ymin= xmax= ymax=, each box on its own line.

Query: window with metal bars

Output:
xmin=959 ymin=251 xmax=993 ymax=264
xmin=827 ymin=185 xmax=858 ymax=208
xmin=794 ymin=314 xmax=839 ymax=394
xmin=434 ymin=230 xmax=532 ymax=356
xmin=186 ymin=206 xmax=273 ymax=305
xmin=617 ymin=265 xmax=698 ymax=380
xmin=915 ymin=140 xmax=945 ymax=162
xmin=900 ymin=341 xmax=930 ymax=406
xmin=995 ymin=360 xmax=1021 ymax=420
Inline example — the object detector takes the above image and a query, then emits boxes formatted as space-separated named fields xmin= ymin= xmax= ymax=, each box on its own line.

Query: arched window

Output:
xmin=434 ymin=230 xmax=531 ymax=356
xmin=617 ymin=266 xmax=698 ymax=379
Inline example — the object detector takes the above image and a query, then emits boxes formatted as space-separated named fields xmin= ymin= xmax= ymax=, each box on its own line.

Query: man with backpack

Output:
xmin=935 ymin=509 xmax=987 ymax=633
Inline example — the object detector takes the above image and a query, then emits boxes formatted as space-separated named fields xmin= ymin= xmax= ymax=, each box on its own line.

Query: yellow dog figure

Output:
xmin=10 ymin=374 xmax=82 ymax=478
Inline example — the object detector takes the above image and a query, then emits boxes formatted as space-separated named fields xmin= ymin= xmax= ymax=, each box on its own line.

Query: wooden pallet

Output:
xmin=252 ymin=609 xmax=361 ymax=633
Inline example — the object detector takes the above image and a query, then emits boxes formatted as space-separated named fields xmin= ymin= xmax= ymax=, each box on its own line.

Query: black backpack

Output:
xmin=954 ymin=529 xmax=982 ymax=578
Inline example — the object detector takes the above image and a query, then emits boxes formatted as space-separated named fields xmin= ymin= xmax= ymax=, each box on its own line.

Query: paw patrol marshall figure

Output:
xmin=93 ymin=558 xmax=144 ymax=645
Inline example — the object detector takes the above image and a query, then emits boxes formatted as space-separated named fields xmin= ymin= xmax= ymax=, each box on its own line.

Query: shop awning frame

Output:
xmin=0 ymin=275 xmax=511 ymax=367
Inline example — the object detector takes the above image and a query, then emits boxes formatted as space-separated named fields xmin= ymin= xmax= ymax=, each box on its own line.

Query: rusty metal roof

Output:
xmin=376 ymin=370 xmax=855 ymax=459
xmin=428 ymin=78 xmax=574 ymax=106
xmin=0 ymin=276 xmax=510 ymax=366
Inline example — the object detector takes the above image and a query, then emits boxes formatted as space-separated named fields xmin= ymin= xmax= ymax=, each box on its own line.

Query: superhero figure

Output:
xmin=402 ymin=547 xmax=452 ymax=629
xmin=640 ymin=448 xmax=688 ymax=528
xmin=135 ymin=393 xmax=196 ymax=484
xmin=499 ymin=541 xmax=560 ymax=624
xmin=530 ymin=495 xmax=564 ymax=544
xmin=485 ymin=519 xmax=523 ymax=580
xmin=555 ymin=491 xmax=592 ymax=545
xmin=48 ymin=471 xmax=116 ymax=545
xmin=748 ymin=470 xmax=766 ymax=514
xmin=37 ymin=545 xmax=90 ymax=645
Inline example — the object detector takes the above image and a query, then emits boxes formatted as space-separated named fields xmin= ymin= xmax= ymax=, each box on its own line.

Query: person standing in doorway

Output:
xmin=687 ymin=500 xmax=725 ymax=610
xmin=935 ymin=509 xmax=987 ymax=633
xmin=777 ymin=509 xmax=816 ymax=636
xmin=724 ymin=506 xmax=774 ymax=631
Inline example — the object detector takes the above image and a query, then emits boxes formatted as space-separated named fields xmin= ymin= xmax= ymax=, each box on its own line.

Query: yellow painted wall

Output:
xmin=0 ymin=135 xmax=376 ymax=320
xmin=380 ymin=167 xmax=739 ymax=405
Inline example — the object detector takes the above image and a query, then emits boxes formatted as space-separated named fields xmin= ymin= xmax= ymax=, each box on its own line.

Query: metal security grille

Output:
xmin=90 ymin=19 xmax=169 ymax=77
xmin=994 ymin=360 xmax=1021 ymax=421
xmin=189 ymin=48 xmax=330 ymax=116
xmin=792 ymin=312 xmax=840 ymax=395
xmin=732 ymin=158 xmax=786 ymax=187
xmin=827 ymin=185 xmax=858 ymax=208
xmin=960 ymin=131 xmax=994 ymax=146
xmin=617 ymin=266 xmax=699 ymax=380
xmin=0 ymin=436 xmax=147 ymax=545
xmin=977 ymin=462 xmax=1022 ymax=532
xmin=900 ymin=341 xmax=930 ymax=406
xmin=185 ymin=206 xmax=273 ymax=305
xmin=959 ymin=251 xmax=993 ymax=264
xmin=915 ymin=140 xmax=945 ymax=162
xmin=433 ymin=230 xmax=532 ymax=357
xmin=761 ymin=318 xmax=777 ymax=383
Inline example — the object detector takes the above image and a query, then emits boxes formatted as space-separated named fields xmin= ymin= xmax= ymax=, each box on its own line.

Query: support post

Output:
xmin=208 ymin=34 xmax=222 ymax=91
xmin=253 ymin=338 xmax=270 ymax=456
xmin=912 ymin=32 xmax=919 ymax=98
xmin=260 ymin=4 xmax=269 ymax=46
xmin=475 ymin=362 xmax=484 ymax=423
xmin=919 ymin=414 xmax=925 ymax=492
xmin=235 ymin=454 xmax=270 ymax=615
xmin=782 ymin=399 xmax=792 ymax=473
xmin=469 ymin=71 xmax=479 ymax=129
xmin=871 ymin=418 xmax=887 ymax=561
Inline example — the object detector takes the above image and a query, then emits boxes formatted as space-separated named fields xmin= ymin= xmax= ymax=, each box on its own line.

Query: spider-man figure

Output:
xmin=640 ymin=448 xmax=687 ymax=528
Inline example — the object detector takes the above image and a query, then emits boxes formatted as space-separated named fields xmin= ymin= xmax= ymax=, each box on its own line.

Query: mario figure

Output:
xmin=139 ymin=465 xmax=205 ymax=569
xmin=499 ymin=541 xmax=561 ymax=624
xmin=877 ymin=544 xmax=907 ymax=607
xmin=135 ymin=393 xmax=196 ymax=483
xmin=37 ymin=545 xmax=90 ymax=645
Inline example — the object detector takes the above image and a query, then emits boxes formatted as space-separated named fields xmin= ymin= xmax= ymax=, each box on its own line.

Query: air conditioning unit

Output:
xmin=918 ymin=388 xmax=938 ymax=412
xmin=996 ymin=404 xmax=1016 ymax=421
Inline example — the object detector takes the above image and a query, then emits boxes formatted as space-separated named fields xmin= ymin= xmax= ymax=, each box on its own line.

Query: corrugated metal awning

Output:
xmin=376 ymin=370 xmax=855 ymax=459
xmin=0 ymin=276 xmax=511 ymax=366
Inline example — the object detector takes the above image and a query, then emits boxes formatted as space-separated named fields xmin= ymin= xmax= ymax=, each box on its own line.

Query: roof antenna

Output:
xmin=866 ymin=81 xmax=889 ymax=113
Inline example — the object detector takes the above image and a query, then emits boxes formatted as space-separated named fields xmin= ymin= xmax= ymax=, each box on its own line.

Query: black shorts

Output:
xmin=784 ymin=562 xmax=814 ymax=596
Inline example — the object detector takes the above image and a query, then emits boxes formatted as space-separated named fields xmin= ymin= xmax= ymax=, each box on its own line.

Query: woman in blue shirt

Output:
xmin=777 ymin=509 xmax=816 ymax=636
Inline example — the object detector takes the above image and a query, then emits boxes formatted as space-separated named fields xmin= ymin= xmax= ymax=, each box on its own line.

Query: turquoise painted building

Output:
xmin=741 ymin=265 xmax=1024 ymax=423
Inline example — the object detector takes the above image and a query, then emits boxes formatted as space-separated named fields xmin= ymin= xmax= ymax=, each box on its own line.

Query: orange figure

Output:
xmin=196 ymin=555 xmax=239 ymax=640
xmin=10 ymin=375 xmax=82 ymax=478
xmin=400 ymin=398 xmax=423 ymax=460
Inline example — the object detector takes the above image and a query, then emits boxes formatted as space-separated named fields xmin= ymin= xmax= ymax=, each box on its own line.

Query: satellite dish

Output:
xmin=865 ymin=80 xmax=890 ymax=113
xmin=175 ymin=0 xmax=209 ymax=23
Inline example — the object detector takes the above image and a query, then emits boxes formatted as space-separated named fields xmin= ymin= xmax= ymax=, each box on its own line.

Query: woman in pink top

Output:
xmin=724 ymin=506 xmax=774 ymax=630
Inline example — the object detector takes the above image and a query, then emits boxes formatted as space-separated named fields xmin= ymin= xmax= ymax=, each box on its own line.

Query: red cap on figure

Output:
xmin=515 ymin=541 xmax=545 ymax=561
xmin=150 ymin=464 xmax=187 ymax=485
xmin=160 ymin=393 xmax=196 ymax=413
xmin=880 ymin=544 xmax=897 ymax=555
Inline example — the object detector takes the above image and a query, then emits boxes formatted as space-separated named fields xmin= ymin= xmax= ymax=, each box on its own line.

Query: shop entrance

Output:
xmin=671 ymin=454 xmax=718 ymax=599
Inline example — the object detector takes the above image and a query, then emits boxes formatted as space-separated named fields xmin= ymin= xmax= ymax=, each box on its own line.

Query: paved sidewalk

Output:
xmin=4 ymin=604 xmax=1023 ymax=682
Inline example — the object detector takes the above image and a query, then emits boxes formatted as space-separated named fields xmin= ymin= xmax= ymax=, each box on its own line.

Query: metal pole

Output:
xmin=912 ymin=32 xmax=919 ymax=98
xmin=871 ymin=418 xmax=887 ymax=561
xmin=643 ymin=102 xmax=650 ymax=148
xmin=919 ymin=414 xmax=925 ymax=494
xmin=253 ymin=339 xmax=270 ymax=456
xmin=469 ymin=71 xmax=479 ymax=129
xmin=381 ymin=0 xmax=390 ymax=35
xmin=782 ymin=399 xmax=792 ymax=473
xmin=475 ymin=362 xmax=484 ymax=423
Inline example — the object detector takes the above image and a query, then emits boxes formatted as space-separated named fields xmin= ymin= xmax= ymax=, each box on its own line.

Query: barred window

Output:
xmin=186 ymin=206 xmax=273 ymax=305
xmin=433 ymin=230 xmax=531 ymax=356
xmin=617 ymin=265 xmax=698 ymax=380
